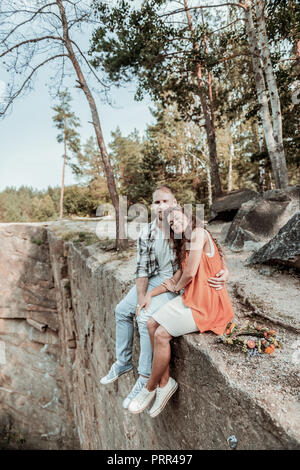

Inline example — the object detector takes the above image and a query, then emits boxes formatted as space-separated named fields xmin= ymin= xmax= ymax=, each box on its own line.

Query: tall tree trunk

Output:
xmin=184 ymin=0 xmax=223 ymax=197
xmin=59 ymin=114 xmax=67 ymax=219
xmin=296 ymin=39 xmax=300 ymax=79
xmin=244 ymin=0 xmax=281 ymax=188
xmin=227 ymin=124 xmax=234 ymax=192
xmin=56 ymin=0 xmax=127 ymax=249
xmin=206 ymin=164 xmax=212 ymax=207
xmin=254 ymin=0 xmax=289 ymax=188
xmin=257 ymin=120 xmax=266 ymax=192
xmin=268 ymin=171 xmax=274 ymax=189
xmin=202 ymin=11 xmax=217 ymax=147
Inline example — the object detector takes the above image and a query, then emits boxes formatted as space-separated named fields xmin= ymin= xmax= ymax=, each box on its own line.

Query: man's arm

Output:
xmin=136 ymin=277 xmax=149 ymax=305
xmin=135 ymin=226 xmax=150 ymax=313
xmin=138 ymin=269 xmax=183 ymax=313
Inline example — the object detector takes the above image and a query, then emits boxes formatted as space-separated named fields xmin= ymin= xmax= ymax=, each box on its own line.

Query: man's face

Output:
xmin=151 ymin=189 xmax=176 ymax=220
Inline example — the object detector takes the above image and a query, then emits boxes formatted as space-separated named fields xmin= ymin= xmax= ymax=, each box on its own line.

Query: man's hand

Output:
xmin=136 ymin=292 xmax=152 ymax=315
xmin=208 ymin=267 xmax=229 ymax=291
xmin=136 ymin=294 xmax=145 ymax=316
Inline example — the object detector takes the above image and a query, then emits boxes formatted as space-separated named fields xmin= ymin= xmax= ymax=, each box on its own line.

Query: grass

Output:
xmin=30 ymin=237 xmax=45 ymax=246
xmin=57 ymin=231 xmax=137 ymax=253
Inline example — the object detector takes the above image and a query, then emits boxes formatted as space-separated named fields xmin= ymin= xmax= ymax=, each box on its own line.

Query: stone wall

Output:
xmin=0 ymin=224 xmax=299 ymax=450
xmin=47 ymin=229 xmax=300 ymax=450
xmin=0 ymin=224 xmax=79 ymax=450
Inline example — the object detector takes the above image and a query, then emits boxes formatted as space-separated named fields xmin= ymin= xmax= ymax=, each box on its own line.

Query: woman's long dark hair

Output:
xmin=161 ymin=205 xmax=224 ymax=270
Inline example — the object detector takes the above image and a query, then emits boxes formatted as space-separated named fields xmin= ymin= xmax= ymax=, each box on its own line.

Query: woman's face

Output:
xmin=167 ymin=210 xmax=189 ymax=234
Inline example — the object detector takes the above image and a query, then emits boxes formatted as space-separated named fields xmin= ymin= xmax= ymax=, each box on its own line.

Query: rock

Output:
xmin=209 ymin=189 xmax=260 ymax=222
xmin=26 ymin=318 xmax=47 ymax=332
xmin=47 ymin=227 xmax=300 ymax=450
xmin=1 ymin=222 xmax=300 ymax=450
xmin=225 ymin=186 xmax=300 ymax=251
xmin=0 ymin=224 xmax=79 ymax=450
xmin=219 ymin=222 xmax=232 ymax=243
xmin=245 ymin=212 xmax=300 ymax=270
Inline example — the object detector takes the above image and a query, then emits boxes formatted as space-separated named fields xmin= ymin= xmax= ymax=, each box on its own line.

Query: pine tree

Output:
xmin=52 ymin=89 xmax=81 ymax=219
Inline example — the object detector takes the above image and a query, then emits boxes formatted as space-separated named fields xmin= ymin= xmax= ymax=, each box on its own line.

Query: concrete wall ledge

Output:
xmin=46 ymin=229 xmax=300 ymax=450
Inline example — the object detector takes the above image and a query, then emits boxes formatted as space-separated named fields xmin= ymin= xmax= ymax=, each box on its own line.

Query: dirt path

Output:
xmin=208 ymin=221 xmax=300 ymax=333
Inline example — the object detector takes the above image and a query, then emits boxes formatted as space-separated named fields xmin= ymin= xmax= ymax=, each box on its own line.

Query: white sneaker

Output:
xmin=128 ymin=385 xmax=156 ymax=414
xmin=149 ymin=377 xmax=178 ymax=418
xmin=122 ymin=376 xmax=147 ymax=409
xmin=100 ymin=362 xmax=133 ymax=385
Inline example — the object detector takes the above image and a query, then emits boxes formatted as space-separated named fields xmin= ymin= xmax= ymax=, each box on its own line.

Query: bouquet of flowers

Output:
xmin=217 ymin=320 xmax=282 ymax=356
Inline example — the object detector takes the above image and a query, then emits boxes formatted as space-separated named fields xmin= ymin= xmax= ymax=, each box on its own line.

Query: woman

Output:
xmin=128 ymin=204 xmax=235 ymax=417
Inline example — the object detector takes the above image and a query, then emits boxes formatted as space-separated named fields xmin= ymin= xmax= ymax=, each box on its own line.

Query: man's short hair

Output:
xmin=153 ymin=184 xmax=175 ymax=196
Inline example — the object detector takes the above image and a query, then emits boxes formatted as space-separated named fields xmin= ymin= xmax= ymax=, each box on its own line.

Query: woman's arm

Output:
xmin=173 ymin=228 xmax=205 ymax=293
xmin=136 ymin=269 xmax=183 ymax=313
xmin=148 ymin=268 xmax=183 ymax=298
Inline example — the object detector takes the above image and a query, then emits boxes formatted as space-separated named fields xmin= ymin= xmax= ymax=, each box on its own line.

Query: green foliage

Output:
xmin=0 ymin=183 xmax=109 ymax=222
xmin=52 ymin=89 xmax=81 ymax=161
xmin=108 ymin=127 xmax=144 ymax=204
xmin=89 ymin=0 xmax=299 ymax=192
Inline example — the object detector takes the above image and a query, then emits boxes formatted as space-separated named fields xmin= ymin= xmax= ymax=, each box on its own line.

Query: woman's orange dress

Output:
xmin=181 ymin=231 xmax=235 ymax=335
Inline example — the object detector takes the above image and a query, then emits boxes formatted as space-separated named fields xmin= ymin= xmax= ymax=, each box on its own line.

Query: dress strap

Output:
xmin=204 ymin=229 xmax=215 ymax=257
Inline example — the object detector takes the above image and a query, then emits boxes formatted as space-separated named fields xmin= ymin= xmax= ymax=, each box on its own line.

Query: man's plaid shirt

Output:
xmin=135 ymin=218 xmax=178 ymax=279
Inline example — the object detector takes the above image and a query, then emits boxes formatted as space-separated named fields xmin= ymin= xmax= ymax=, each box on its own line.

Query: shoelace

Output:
xmin=128 ymin=380 xmax=145 ymax=400
xmin=154 ymin=387 xmax=162 ymax=402
xmin=108 ymin=363 xmax=117 ymax=379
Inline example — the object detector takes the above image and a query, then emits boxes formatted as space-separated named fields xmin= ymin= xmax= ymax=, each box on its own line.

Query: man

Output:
xmin=100 ymin=185 xmax=229 ymax=409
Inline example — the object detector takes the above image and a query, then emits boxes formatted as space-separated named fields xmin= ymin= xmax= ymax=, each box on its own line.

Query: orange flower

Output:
xmin=264 ymin=332 xmax=269 ymax=338
xmin=269 ymin=330 xmax=276 ymax=335
xmin=247 ymin=339 xmax=256 ymax=349
xmin=265 ymin=345 xmax=275 ymax=354
xmin=225 ymin=329 xmax=231 ymax=335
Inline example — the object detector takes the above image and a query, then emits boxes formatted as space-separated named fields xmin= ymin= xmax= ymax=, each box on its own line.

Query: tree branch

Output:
xmin=0 ymin=53 xmax=69 ymax=116
xmin=0 ymin=36 xmax=64 ymax=58
xmin=159 ymin=3 xmax=246 ymax=18
xmin=69 ymin=38 xmax=109 ymax=88
xmin=2 ymin=3 xmax=58 ymax=43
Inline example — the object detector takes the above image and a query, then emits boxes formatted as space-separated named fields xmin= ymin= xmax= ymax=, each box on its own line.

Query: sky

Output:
xmin=0 ymin=74 xmax=153 ymax=193
xmin=0 ymin=3 xmax=154 ymax=193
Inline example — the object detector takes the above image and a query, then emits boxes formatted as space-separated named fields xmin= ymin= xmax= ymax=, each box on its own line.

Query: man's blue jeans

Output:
xmin=115 ymin=274 xmax=178 ymax=378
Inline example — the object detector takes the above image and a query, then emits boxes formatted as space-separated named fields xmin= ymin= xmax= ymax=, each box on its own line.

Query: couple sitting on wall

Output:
xmin=100 ymin=185 xmax=235 ymax=418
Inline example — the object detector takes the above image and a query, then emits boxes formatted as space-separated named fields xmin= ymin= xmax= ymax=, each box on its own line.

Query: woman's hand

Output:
xmin=162 ymin=278 xmax=176 ymax=292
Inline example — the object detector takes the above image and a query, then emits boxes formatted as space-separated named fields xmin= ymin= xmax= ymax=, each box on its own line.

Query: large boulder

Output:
xmin=245 ymin=212 xmax=300 ymax=270
xmin=225 ymin=186 xmax=300 ymax=252
xmin=209 ymin=189 xmax=260 ymax=222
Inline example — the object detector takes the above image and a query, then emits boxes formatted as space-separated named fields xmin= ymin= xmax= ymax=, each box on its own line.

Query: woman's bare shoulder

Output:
xmin=190 ymin=227 xmax=205 ymax=248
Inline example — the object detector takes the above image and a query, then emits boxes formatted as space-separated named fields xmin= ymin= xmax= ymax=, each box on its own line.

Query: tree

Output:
xmin=108 ymin=127 xmax=144 ymax=204
xmin=52 ymin=89 xmax=81 ymax=219
xmin=89 ymin=0 xmax=223 ymax=197
xmin=70 ymin=136 xmax=104 ymax=183
xmin=0 ymin=0 xmax=127 ymax=248
xmin=90 ymin=0 xmax=293 ymax=191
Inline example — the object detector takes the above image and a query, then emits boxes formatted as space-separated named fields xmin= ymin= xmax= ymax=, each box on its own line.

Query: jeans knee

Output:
xmin=115 ymin=301 xmax=132 ymax=320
